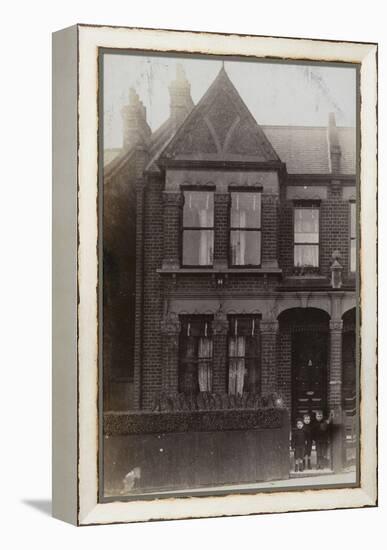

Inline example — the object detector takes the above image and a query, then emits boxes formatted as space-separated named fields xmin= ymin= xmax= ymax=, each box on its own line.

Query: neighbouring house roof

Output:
xmin=104 ymin=115 xmax=178 ymax=179
xmin=105 ymin=123 xmax=356 ymax=177
xmin=262 ymin=125 xmax=356 ymax=175
xmin=104 ymin=148 xmax=122 ymax=166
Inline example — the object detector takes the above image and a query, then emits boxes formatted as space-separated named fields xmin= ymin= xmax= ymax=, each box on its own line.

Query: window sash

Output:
xmin=350 ymin=240 xmax=356 ymax=272
xmin=182 ymin=191 xmax=214 ymax=266
xmin=179 ymin=318 xmax=213 ymax=393
xmin=228 ymin=317 xmax=261 ymax=395
xmin=294 ymin=244 xmax=319 ymax=268
xmin=294 ymin=207 xmax=319 ymax=267
xmin=230 ymin=229 xmax=261 ymax=266
xmin=230 ymin=192 xmax=261 ymax=229
xmin=350 ymin=202 xmax=356 ymax=272
xmin=182 ymin=229 xmax=214 ymax=266
xmin=183 ymin=191 xmax=214 ymax=228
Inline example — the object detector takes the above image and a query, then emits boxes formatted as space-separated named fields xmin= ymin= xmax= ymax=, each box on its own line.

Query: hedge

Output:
xmin=104 ymin=407 xmax=286 ymax=436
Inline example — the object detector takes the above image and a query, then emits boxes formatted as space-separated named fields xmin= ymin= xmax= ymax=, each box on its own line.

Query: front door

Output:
xmin=292 ymin=329 xmax=328 ymax=423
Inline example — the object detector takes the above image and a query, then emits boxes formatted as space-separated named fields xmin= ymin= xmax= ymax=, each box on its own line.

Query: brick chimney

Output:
xmin=168 ymin=64 xmax=194 ymax=126
xmin=327 ymin=112 xmax=342 ymax=174
xmin=121 ymin=88 xmax=151 ymax=150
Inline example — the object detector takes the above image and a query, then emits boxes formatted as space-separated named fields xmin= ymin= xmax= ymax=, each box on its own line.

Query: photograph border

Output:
xmin=97 ymin=48 xmax=361 ymax=502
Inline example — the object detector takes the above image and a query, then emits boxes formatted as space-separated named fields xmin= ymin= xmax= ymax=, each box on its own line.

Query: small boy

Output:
xmin=313 ymin=410 xmax=331 ymax=469
xmin=302 ymin=413 xmax=313 ymax=470
xmin=292 ymin=418 xmax=307 ymax=472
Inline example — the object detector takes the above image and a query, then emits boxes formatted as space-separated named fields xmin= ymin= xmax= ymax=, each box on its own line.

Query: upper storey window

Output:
xmin=350 ymin=202 xmax=356 ymax=272
xmin=294 ymin=206 xmax=319 ymax=268
xmin=182 ymin=191 xmax=214 ymax=266
xmin=230 ymin=191 xmax=261 ymax=266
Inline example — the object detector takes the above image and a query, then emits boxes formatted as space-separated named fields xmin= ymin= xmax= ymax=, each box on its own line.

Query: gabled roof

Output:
xmin=160 ymin=67 xmax=281 ymax=165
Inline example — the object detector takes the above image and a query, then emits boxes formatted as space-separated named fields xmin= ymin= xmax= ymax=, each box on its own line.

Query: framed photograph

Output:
xmin=52 ymin=24 xmax=377 ymax=525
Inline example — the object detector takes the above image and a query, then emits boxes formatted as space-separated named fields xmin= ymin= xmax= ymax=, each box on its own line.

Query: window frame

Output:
xmin=229 ymin=188 xmax=262 ymax=268
xmin=292 ymin=200 xmax=321 ymax=274
xmin=181 ymin=186 xmax=215 ymax=268
xmin=349 ymin=200 xmax=356 ymax=274
xmin=178 ymin=315 xmax=214 ymax=395
xmin=227 ymin=314 xmax=262 ymax=396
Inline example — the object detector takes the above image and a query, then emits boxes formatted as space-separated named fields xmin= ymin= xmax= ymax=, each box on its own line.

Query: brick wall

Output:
xmin=261 ymin=194 xmax=279 ymax=266
xmin=212 ymin=334 xmax=228 ymax=393
xmin=278 ymin=186 xmax=294 ymax=276
xmin=140 ymin=177 xmax=164 ymax=409
xmin=320 ymin=185 xmax=350 ymax=276
xmin=261 ymin=322 xmax=278 ymax=394
xmin=279 ymin=183 xmax=351 ymax=277
xmin=133 ymin=180 xmax=144 ymax=409
xmin=173 ymin=274 xmax=280 ymax=293
xmin=277 ymin=328 xmax=292 ymax=409
xmin=103 ymin=154 xmax=142 ymax=411
xmin=130 ymin=173 xmax=353 ymax=411
xmin=214 ymin=193 xmax=230 ymax=267
xmin=328 ymin=320 xmax=344 ymax=408
xmin=162 ymin=191 xmax=182 ymax=268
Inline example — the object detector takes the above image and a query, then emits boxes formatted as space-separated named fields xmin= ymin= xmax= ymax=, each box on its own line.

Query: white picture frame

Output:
xmin=52 ymin=24 xmax=377 ymax=525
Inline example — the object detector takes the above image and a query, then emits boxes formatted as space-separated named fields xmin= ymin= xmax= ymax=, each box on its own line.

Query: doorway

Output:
xmin=292 ymin=328 xmax=328 ymax=423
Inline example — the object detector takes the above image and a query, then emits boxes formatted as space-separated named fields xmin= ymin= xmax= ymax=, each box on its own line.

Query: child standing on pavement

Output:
xmin=303 ymin=413 xmax=313 ymax=470
xmin=292 ymin=418 xmax=307 ymax=472
xmin=313 ymin=410 xmax=331 ymax=469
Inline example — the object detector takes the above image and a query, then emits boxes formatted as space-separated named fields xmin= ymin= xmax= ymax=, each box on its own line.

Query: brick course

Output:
xmin=277 ymin=328 xmax=292 ymax=409
xmin=140 ymin=178 xmax=164 ymax=409
xmin=260 ymin=321 xmax=279 ymax=394
xmin=261 ymin=194 xmax=279 ymax=266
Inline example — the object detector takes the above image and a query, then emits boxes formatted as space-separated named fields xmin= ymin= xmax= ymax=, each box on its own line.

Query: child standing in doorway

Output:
xmin=303 ymin=413 xmax=313 ymax=470
xmin=313 ymin=410 xmax=331 ymax=469
xmin=292 ymin=418 xmax=307 ymax=472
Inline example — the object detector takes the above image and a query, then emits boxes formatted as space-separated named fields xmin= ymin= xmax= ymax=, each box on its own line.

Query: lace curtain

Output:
xmin=231 ymin=211 xmax=246 ymax=265
xmin=294 ymin=208 xmax=319 ymax=267
xmin=183 ymin=191 xmax=214 ymax=266
xmin=294 ymin=245 xmax=319 ymax=267
xmin=228 ymin=336 xmax=246 ymax=396
xmin=198 ymin=337 xmax=213 ymax=392
xmin=198 ymin=209 xmax=213 ymax=266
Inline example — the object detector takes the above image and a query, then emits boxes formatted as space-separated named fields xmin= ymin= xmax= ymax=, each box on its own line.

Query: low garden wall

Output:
xmin=103 ymin=400 xmax=290 ymax=496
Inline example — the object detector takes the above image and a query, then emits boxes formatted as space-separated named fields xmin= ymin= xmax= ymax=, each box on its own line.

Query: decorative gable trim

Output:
xmin=160 ymin=67 xmax=281 ymax=166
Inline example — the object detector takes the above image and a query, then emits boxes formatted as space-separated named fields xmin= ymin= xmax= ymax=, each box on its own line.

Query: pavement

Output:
xmin=136 ymin=468 xmax=357 ymax=497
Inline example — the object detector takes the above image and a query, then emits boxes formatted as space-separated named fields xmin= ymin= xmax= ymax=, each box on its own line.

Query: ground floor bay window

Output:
xmin=228 ymin=316 xmax=261 ymax=396
xmin=179 ymin=316 xmax=213 ymax=395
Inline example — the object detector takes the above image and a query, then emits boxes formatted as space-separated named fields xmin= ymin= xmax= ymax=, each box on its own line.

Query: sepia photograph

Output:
xmin=100 ymin=51 xmax=359 ymax=499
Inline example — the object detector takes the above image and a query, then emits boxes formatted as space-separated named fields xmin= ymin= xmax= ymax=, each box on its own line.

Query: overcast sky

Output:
xmin=103 ymin=53 xmax=357 ymax=150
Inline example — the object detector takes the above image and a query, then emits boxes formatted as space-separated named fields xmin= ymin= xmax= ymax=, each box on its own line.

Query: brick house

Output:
xmin=103 ymin=65 xmax=357 ymax=436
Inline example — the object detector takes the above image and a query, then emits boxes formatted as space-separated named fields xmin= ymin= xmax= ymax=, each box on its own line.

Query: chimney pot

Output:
xmin=121 ymin=88 xmax=151 ymax=150
xmin=327 ymin=112 xmax=341 ymax=174
xmin=169 ymin=64 xmax=194 ymax=126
